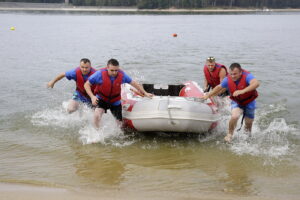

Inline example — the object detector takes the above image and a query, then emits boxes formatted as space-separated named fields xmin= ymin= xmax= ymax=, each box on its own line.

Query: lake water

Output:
xmin=1 ymin=11 xmax=300 ymax=199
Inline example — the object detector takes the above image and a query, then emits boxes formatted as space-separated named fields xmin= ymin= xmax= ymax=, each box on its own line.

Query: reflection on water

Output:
xmin=74 ymin=145 xmax=125 ymax=186
xmin=72 ymin=130 xmax=258 ymax=195
xmin=221 ymin=158 xmax=254 ymax=195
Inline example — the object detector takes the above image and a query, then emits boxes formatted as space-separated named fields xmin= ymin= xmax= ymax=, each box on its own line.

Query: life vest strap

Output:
xmin=98 ymin=91 xmax=120 ymax=100
xmin=237 ymin=111 xmax=245 ymax=132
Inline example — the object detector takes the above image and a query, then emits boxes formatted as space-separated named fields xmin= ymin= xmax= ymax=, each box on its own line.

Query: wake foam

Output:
xmin=230 ymin=118 xmax=293 ymax=158
xmin=31 ymin=101 xmax=135 ymax=147
xmin=78 ymin=116 xmax=135 ymax=147
xmin=31 ymin=101 xmax=92 ymax=128
xmin=227 ymin=102 xmax=298 ymax=160
xmin=32 ymin=100 xmax=299 ymax=160
xmin=198 ymin=101 xmax=299 ymax=163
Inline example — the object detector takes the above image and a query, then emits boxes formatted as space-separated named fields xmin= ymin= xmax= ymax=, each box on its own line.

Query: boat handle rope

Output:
xmin=167 ymin=96 xmax=176 ymax=125
xmin=237 ymin=108 xmax=246 ymax=132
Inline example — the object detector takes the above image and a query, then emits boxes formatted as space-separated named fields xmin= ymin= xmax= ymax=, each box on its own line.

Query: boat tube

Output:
xmin=121 ymin=81 xmax=219 ymax=134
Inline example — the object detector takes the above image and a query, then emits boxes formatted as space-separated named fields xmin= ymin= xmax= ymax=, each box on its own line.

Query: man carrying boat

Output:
xmin=203 ymin=56 xmax=228 ymax=96
xmin=84 ymin=58 xmax=153 ymax=129
xmin=47 ymin=58 xmax=96 ymax=113
xmin=202 ymin=63 xmax=260 ymax=142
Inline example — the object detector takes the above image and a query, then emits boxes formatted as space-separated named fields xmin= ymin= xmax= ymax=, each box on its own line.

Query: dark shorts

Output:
xmin=96 ymin=99 xmax=122 ymax=121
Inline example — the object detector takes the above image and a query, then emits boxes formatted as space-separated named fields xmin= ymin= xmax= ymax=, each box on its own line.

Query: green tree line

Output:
xmin=1 ymin=0 xmax=300 ymax=8
xmin=0 ymin=0 xmax=62 ymax=3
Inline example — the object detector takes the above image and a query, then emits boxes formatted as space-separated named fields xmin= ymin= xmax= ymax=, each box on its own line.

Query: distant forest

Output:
xmin=1 ymin=0 xmax=300 ymax=9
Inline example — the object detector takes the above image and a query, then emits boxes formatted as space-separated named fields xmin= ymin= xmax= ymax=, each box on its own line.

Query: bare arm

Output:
xmin=201 ymin=85 xmax=224 ymax=100
xmin=130 ymin=80 xmax=153 ymax=98
xmin=233 ymin=78 xmax=260 ymax=97
xmin=203 ymin=78 xmax=209 ymax=92
xmin=219 ymin=68 xmax=227 ymax=83
xmin=84 ymin=80 xmax=98 ymax=106
xmin=47 ymin=72 xmax=65 ymax=88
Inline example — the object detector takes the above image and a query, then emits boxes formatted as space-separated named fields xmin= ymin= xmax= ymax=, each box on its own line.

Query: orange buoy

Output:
xmin=172 ymin=33 xmax=177 ymax=37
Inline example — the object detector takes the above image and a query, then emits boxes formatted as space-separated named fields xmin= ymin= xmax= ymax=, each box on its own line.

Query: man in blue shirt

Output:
xmin=202 ymin=63 xmax=260 ymax=142
xmin=85 ymin=58 xmax=153 ymax=129
xmin=47 ymin=58 xmax=95 ymax=113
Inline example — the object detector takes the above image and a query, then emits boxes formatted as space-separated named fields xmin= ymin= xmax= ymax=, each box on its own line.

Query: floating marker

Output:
xmin=10 ymin=27 xmax=15 ymax=31
xmin=172 ymin=33 xmax=177 ymax=37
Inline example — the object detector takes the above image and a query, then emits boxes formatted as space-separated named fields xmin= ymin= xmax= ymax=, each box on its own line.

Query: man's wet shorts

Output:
xmin=96 ymin=99 xmax=122 ymax=121
xmin=231 ymin=101 xmax=256 ymax=119
xmin=72 ymin=91 xmax=91 ymax=105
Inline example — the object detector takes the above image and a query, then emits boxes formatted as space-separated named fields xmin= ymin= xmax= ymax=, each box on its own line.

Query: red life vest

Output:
xmin=228 ymin=69 xmax=258 ymax=106
xmin=75 ymin=67 xmax=96 ymax=98
xmin=94 ymin=69 xmax=124 ymax=103
xmin=203 ymin=63 xmax=227 ymax=88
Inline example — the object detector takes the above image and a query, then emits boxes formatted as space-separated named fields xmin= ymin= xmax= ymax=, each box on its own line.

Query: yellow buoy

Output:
xmin=10 ymin=27 xmax=15 ymax=31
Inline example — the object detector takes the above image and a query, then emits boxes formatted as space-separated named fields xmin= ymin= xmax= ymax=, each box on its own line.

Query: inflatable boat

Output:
xmin=121 ymin=81 xmax=220 ymax=134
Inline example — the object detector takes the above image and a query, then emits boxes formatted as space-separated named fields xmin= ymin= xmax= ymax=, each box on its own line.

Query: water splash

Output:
xmin=199 ymin=100 xmax=300 ymax=163
xmin=31 ymin=101 xmax=135 ymax=147
xmin=255 ymin=101 xmax=288 ymax=129
xmin=78 ymin=114 xmax=135 ymax=147
xmin=32 ymin=99 xmax=299 ymax=159
xmin=230 ymin=119 xmax=292 ymax=158
xmin=198 ymin=97 xmax=231 ymax=143
xmin=228 ymin=103 xmax=298 ymax=160
xmin=31 ymin=101 xmax=92 ymax=128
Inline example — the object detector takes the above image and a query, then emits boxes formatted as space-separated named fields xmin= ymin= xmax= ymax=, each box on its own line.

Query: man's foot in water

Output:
xmin=224 ymin=133 xmax=233 ymax=143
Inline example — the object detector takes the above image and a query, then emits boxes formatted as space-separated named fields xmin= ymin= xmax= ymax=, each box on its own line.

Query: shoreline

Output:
xmin=0 ymin=182 xmax=278 ymax=200
xmin=0 ymin=182 xmax=97 ymax=200
xmin=0 ymin=2 xmax=300 ymax=13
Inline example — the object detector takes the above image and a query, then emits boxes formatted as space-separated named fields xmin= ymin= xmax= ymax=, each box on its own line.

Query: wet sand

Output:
xmin=0 ymin=182 xmax=281 ymax=200
xmin=0 ymin=183 xmax=101 ymax=200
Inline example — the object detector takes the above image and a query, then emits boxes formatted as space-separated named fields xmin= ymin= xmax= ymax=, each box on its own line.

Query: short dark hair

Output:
xmin=107 ymin=58 xmax=119 ymax=67
xmin=230 ymin=63 xmax=242 ymax=71
xmin=80 ymin=58 xmax=91 ymax=64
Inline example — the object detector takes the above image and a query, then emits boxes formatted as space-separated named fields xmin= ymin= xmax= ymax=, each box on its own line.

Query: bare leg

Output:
xmin=94 ymin=108 xmax=105 ymax=129
xmin=244 ymin=117 xmax=254 ymax=133
xmin=67 ymin=99 xmax=79 ymax=114
xmin=115 ymin=119 xmax=123 ymax=128
xmin=225 ymin=107 xmax=242 ymax=142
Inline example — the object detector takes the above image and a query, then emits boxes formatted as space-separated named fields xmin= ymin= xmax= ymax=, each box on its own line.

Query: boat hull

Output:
xmin=122 ymin=81 xmax=219 ymax=133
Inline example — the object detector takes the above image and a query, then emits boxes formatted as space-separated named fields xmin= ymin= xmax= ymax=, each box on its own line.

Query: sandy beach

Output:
xmin=0 ymin=2 xmax=300 ymax=13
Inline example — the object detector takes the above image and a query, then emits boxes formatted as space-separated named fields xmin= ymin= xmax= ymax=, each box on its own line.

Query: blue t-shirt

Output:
xmin=65 ymin=68 xmax=91 ymax=103
xmin=65 ymin=68 xmax=90 ymax=82
xmin=221 ymin=73 xmax=256 ymax=109
xmin=88 ymin=70 xmax=133 ymax=106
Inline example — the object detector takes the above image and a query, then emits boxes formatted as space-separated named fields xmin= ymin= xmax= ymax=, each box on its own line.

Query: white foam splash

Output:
xmin=205 ymin=100 xmax=299 ymax=162
xmin=31 ymin=102 xmax=136 ymax=147
xmin=31 ymin=101 xmax=92 ymax=128
xmin=78 ymin=120 xmax=136 ymax=146
xmin=32 ymin=99 xmax=298 ymax=156
xmin=78 ymin=113 xmax=124 ymax=145
xmin=229 ymin=118 xmax=296 ymax=159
